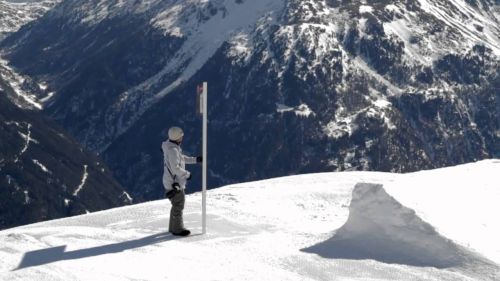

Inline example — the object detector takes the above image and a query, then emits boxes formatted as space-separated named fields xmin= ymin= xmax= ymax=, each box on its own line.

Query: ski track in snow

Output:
xmin=17 ymin=123 xmax=32 ymax=160
xmin=0 ymin=160 xmax=499 ymax=280
xmin=32 ymin=159 xmax=50 ymax=174
xmin=4 ymin=121 xmax=38 ymax=163
xmin=72 ymin=165 xmax=88 ymax=197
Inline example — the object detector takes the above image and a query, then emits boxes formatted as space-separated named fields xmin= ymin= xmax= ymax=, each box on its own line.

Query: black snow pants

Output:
xmin=168 ymin=190 xmax=185 ymax=233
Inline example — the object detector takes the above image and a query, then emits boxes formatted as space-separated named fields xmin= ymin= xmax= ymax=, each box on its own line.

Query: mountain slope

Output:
xmin=0 ymin=0 xmax=61 ymax=41
xmin=0 ymin=0 xmax=499 ymax=200
xmin=0 ymin=84 xmax=132 ymax=230
xmin=0 ymin=160 xmax=499 ymax=280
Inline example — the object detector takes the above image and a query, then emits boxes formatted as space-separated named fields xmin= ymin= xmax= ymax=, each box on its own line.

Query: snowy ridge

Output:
xmin=1 ymin=160 xmax=499 ymax=280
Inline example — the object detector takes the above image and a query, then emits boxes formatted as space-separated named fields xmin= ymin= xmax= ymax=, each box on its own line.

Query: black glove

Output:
xmin=166 ymin=183 xmax=181 ymax=199
xmin=186 ymin=174 xmax=192 ymax=181
xmin=196 ymin=156 xmax=203 ymax=163
xmin=172 ymin=182 xmax=181 ymax=191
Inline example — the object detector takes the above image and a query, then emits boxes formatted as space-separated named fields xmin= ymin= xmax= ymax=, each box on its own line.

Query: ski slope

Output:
xmin=0 ymin=160 xmax=499 ymax=280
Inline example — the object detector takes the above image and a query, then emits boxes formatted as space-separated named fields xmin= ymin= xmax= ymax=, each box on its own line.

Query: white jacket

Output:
xmin=162 ymin=140 xmax=197 ymax=191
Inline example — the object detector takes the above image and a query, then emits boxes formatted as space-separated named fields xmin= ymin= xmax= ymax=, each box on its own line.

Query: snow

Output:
xmin=8 ymin=122 xmax=38 ymax=163
xmin=276 ymin=103 xmax=294 ymax=113
xmin=121 ymin=192 xmax=133 ymax=203
xmin=38 ymin=92 xmax=55 ymax=104
xmin=0 ymin=0 xmax=60 ymax=36
xmin=417 ymin=0 xmax=500 ymax=56
xmin=359 ymin=5 xmax=373 ymax=14
xmin=37 ymin=82 xmax=48 ymax=91
xmin=276 ymin=103 xmax=315 ymax=117
xmin=385 ymin=4 xmax=399 ymax=12
xmin=354 ymin=57 xmax=403 ymax=96
xmin=323 ymin=114 xmax=356 ymax=139
xmin=152 ymin=0 xmax=285 ymax=97
xmin=0 ymin=58 xmax=42 ymax=110
xmin=22 ymin=190 xmax=30 ymax=205
xmin=72 ymin=165 xmax=88 ymax=197
xmin=295 ymin=103 xmax=314 ymax=117
xmin=1 ymin=160 xmax=498 ymax=280
xmin=227 ymin=32 xmax=253 ymax=62
xmin=305 ymin=183 xmax=469 ymax=268
xmin=32 ymin=159 xmax=50 ymax=174
xmin=108 ymin=0 xmax=286 ymax=149
xmin=383 ymin=18 xmax=434 ymax=65
xmin=381 ymin=0 xmax=500 ymax=68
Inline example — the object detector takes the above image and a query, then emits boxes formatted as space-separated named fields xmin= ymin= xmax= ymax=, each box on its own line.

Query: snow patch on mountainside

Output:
xmin=277 ymin=103 xmax=315 ymax=117
xmin=32 ymin=159 xmax=50 ymax=174
xmin=0 ymin=58 xmax=42 ymax=109
xmin=73 ymin=165 xmax=88 ymax=197
xmin=359 ymin=5 xmax=373 ymax=14
xmin=4 ymin=121 xmax=39 ymax=163
xmin=150 ymin=0 xmax=285 ymax=98
xmin=418 ymin=0 xmax=500 ymax=56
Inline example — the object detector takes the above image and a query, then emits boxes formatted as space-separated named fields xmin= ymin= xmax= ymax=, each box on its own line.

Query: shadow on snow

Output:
xmin=15 ymin=231 xmax=199 ymax=270
xmin=302 ymin=183 xmax=485 ymax=269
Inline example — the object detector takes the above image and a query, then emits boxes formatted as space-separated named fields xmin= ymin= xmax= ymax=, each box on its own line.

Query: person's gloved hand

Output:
xmin=172 ymin=183 xmax=181 ymax=191
xmin=196 ymin=156 xmax=203 ymax=163
xmin=186 ymin=173 xmax=192 ymax=181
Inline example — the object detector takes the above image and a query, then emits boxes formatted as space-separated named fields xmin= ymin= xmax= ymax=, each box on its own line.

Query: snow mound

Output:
xmin=304 ymin=182 xmax=486 ymax=268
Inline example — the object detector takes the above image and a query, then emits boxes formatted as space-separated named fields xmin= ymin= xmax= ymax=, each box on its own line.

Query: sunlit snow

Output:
xmin=72 ymin=165 xmax=89 ymax=197
xmin=1 ymin=160 xmax=498 ymax=280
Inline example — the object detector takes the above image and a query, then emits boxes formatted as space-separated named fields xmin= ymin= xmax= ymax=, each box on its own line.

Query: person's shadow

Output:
xmin=14 ymin=232 xmax=199 ymax=270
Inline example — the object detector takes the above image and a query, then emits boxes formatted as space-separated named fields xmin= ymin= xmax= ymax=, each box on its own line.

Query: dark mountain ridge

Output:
xmin=0 ymin=80 xmax=131 ymax=229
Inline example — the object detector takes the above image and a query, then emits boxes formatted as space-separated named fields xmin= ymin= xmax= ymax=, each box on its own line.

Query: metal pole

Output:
xmin=202 ymin=82 xmax=207 ymax=234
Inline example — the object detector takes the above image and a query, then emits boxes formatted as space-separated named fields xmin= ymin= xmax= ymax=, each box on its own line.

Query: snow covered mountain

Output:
xmin=0 ymin=0 xmax=61 ymax=41
xmin=0 ymin=0 xmax=499 ymax=201
xmin=0 ymin=160 xmax=499 ymax=280
xmin=0 ymin=82 xmax=132 ymax=230
xmin=0 ymin=0 xmax=62 ymax=108
xmin=0 ymin=2 xmax=132 ymax=228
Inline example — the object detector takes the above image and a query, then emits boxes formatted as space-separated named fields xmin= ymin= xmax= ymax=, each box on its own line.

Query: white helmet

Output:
xmin=168 ymin=126 xmax=184 ymax=141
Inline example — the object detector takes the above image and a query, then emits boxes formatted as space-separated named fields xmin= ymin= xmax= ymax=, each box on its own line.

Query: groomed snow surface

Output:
xmin=1 ymin=160 xmax=499 ymax=280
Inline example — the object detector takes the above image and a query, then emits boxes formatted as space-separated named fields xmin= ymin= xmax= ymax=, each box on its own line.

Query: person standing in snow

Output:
xmin=162 ymin=126 xmax=202 ymax=236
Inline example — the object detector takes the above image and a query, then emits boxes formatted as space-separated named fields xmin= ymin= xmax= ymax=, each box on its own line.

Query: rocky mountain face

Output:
xmin=0 ymin=0 xmax=61 ymax=41
xmin=0 ymin=79 xmax=132 ymax=230
xmin=0 ymin=0 xmax=131 ymax=229
xmin=1 ymin=0 xmax=499 ymax=201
